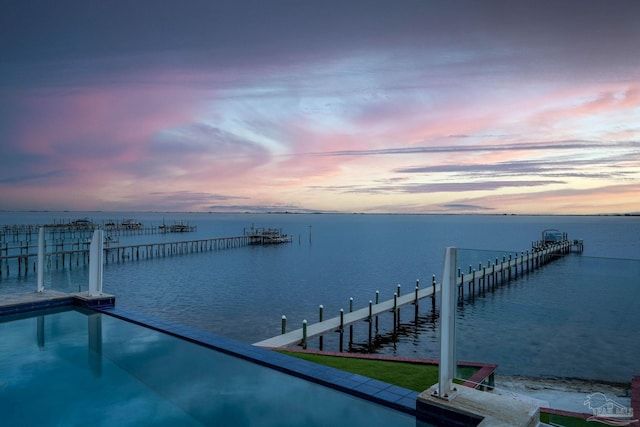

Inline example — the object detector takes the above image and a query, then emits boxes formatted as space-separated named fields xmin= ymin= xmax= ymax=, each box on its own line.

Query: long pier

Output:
xmin=254 ymin=239 xmax=579 ymax=350
xmin=455 ymin=237 xmax=580 ymax=303
xmin=0 ymin=231 xmax=288 ymax=277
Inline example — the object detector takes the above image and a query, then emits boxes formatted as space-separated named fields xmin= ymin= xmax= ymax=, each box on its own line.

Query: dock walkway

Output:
xmin=254 ymin=283 xmax=439 ymax=348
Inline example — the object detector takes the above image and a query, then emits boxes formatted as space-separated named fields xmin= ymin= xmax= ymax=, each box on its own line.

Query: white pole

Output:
xmin=37 ymin=227 xmax=45 ymax=292
xmin=438 ymin=247 xmax=457 ymax=399
xmin=88 ymin=229 xmax=104 ymax=296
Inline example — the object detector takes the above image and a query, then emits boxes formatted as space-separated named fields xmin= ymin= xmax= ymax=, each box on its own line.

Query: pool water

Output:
xmin=0 ymin=307 xmax=415 ymax=426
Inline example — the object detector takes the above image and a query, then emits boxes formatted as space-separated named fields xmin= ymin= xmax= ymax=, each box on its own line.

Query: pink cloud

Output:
xmin=438 ymin=182 xmax=640 ymax=215
xmin=6 ymin=78 xmax=206 ymax=190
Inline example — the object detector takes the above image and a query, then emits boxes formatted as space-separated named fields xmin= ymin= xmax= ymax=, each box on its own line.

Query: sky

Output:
xmin=1 ymin=0 xmax=639 ymax=215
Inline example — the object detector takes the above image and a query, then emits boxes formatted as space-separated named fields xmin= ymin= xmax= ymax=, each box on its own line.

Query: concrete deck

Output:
xmin=0 ymin=290 xmax=115 ymax=316
xmin=417 ymin=383 xmax=540 ymax=426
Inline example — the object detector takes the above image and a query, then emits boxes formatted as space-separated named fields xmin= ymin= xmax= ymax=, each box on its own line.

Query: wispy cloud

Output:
xmin=441 ymin=203 xmax=494 ymax=211
xmin=305 ymin=140 xmax=640 ymax=158
xmin=319 ymin=180 xmax=565 ymax=195
xmin=0 ymin=169 xmax=70 ymax=185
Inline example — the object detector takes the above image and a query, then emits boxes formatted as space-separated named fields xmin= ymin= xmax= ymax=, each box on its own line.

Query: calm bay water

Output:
xmin=1 ymin=212 xmax=639 ymax=382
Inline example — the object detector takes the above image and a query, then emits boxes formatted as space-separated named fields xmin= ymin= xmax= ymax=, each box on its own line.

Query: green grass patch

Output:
xmin=540 ymin=412 xmax=610 ymax=427
xmin=280 ymin=351 xmax=615 ymax=427
xmin=279 ymin=351 xmax=477 ymax=393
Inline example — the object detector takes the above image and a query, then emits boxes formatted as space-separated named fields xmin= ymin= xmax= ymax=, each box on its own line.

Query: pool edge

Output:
xmin=95 ymin=305 xmax=418 ymax=416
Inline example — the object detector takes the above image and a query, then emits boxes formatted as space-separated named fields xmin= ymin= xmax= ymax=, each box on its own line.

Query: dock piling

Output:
xmin=349 ymin=298 xmax=354 ymax=345
xmin=302 ymin=320 xmax=307 ymax=349
xmin=393 ymin=293 xmax=398 ymax=333
xmin=318 ymin=305 xmax=324 ymax=349
xmin=415 ymin=279 xmax=420 ymax=319
xmin=368 ymin=300 xmax=373 ymax=345
xmin=432 ymin=275 xmax=437 ymax=310
xmin=339 ymin=309 xmax=344 ymax=352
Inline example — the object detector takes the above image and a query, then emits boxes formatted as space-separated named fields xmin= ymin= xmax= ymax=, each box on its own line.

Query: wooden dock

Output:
xmin=254 ymin=281 xmax=440 ymax=348
xmin=0 ymin=228 xmax=291 ymax=277
xmin=254 ymin=239 xmax=577 ymax=350
xmin=0 ymin=220 xmax=196 ymax=244
xmin=455 ymin=238 xmax=577 ymax=303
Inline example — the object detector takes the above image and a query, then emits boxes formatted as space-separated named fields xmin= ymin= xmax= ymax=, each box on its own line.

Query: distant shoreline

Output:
xmin=1 ymin=210 xmax=639 ymax=217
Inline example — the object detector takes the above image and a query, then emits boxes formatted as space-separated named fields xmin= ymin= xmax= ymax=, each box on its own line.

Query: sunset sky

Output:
xmin=1 ymin=1 xmax=639 ymax=214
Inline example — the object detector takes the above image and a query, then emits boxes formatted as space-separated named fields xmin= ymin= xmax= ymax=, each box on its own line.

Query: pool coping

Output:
xmin=0 ymin=290 xmax=115 ymax=316
xmin=94 ymin=305 xmax=419 ymax=416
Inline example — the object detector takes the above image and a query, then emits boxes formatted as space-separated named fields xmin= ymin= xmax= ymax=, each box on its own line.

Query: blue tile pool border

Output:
xmin=94 ymin=305 xmax=418 ymax=416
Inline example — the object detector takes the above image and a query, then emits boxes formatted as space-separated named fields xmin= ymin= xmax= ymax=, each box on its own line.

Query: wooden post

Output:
xmin=397 ymin=284 xmax=402 ymax=324
xmin=484 ymin=260 xmax=489 ymax=288
xmin=18 ymin=243 xmax=22 ymax=276
xmin=302 ymin=320 xmax=307 ymax=349
xmin=319 ymin=305 xmax=324 ymax=350
xmin=393 ymin=293 xmax=398 ymax=333
xmin=339 ymin=309 xmax=344 ymax=352
xmin=414 ymin=279 xmax=420 ymax=319
xmin=375 ymin=290 xmax=379 ymax=332
xmin=471 ymin=267 xmax=476 ymax=293
xmin=37 ymin=228 xmax=45 ymax=292
xmin=432 ymin=275 xmax=437 ymax=310
xmin=368 ymin=300 xmax=373 ymax=346
xmin=349 ymin=297 xmax=353 ymax=345
xmin=25 ymin=241 xmax=29 ymax=276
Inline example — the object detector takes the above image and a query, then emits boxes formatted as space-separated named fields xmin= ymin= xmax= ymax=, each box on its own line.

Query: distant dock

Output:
xmin=0 ymin=218 xmax=197 ymax=244
xmin=0 ymin=223 xmax=291 ymax=278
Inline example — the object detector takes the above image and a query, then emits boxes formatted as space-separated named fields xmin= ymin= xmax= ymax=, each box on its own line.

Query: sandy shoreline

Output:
xmin=493 ymin=375 xmax=632 ymax=414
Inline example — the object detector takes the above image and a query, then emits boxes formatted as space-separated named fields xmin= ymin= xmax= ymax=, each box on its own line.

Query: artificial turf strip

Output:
xmin=279 ymin=351 xmax=439 ymax=392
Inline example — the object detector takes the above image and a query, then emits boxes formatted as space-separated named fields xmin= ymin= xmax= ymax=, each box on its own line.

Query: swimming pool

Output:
xmin=0 ymin=307 xmax=416 ymax=426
